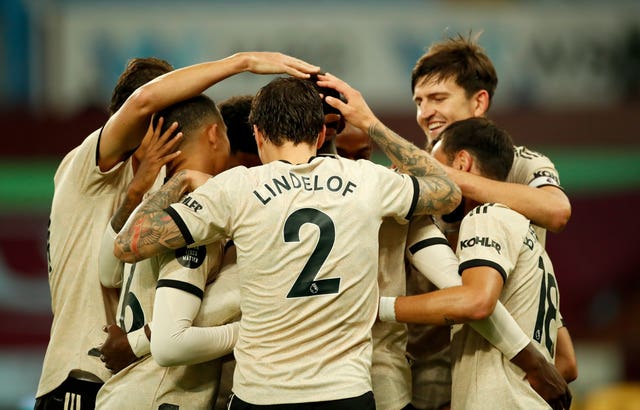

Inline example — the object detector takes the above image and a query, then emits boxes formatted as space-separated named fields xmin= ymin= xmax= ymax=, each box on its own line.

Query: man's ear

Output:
xmin=207 ymin=123 xmax=220 ymax=147
xmin=316 ymin=125 xmax=326 ymax=149
xmin=253 ymin=125 xmax=264 ymax=150
xmin=453 ymin=149 xmax=473 ymax=172
xmin=472 ymin=90 xmax=490 ymax=117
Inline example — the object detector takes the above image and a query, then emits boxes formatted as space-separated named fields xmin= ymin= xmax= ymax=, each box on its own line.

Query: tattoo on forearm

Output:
xmin=116 ymin=171 xmax=189 ymax=260
xmin=368 ymin=122 xmax=461 ymax=215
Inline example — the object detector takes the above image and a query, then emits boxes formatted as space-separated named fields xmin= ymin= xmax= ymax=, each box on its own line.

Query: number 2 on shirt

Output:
xmin=284 ymin=208 xmax=340 ymax=298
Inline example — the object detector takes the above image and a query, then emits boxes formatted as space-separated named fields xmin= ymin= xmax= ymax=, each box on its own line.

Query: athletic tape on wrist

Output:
xmin=379 ymin=297 xmax=397 ymax=322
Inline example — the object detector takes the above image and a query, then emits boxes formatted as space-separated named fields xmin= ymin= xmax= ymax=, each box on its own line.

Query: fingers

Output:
xmin=152 ymin=117 xmax=165 ymax=138
xmin=282 ymin=55 xmax=320 ymax=78
xmin=160 ymin=150 xmax=182 ymax=165
xmin=317 ymin=73 xmax=351 ymax=96
xmin=158 ymin=121 xmax=179 ymax=141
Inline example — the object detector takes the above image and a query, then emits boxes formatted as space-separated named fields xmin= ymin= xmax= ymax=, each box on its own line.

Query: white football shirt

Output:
xmin=167 ymin=156 xmax=419 ymax=404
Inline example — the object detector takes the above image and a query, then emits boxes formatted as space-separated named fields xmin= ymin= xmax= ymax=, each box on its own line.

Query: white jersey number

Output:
xmin=284 ymin=208 xmax=340 ymax=298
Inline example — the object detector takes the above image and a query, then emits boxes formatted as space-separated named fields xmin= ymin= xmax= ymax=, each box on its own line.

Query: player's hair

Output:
xmin=218 ymin=95 xmax=257 ymax=155
xmin=109 ymin=57 xmax=174 ymax=115
xmin=438 ymin=117 xmax=514 ymax=181
xmin=411 ymin=33 xmax=497 ymax=108
xmin=153 ymin=94 xmax=222 ymax=145
xmin=249 ymin=77 xmax=324 ymax=146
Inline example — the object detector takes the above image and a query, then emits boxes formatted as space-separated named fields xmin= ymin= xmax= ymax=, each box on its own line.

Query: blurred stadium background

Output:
xmin=1 ymin=0 xmax=639 ymax=409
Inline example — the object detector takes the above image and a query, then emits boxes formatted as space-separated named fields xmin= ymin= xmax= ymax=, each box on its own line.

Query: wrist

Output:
xmin=125 ymin=187 xmax=145 ymax=204
xmin=511 ymin=342 xmax=544 ymax=372
xmin=228 ymin=52 xmax=249 ymax=73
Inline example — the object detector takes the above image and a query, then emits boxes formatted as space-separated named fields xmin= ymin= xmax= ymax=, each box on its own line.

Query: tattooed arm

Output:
xmin=367 ymin=122 xmax=460 ymax=215
xmin=114 ymin=170 xmax=205 ymax=263
xmin=317 ymin=73 xmax=461 ymax=215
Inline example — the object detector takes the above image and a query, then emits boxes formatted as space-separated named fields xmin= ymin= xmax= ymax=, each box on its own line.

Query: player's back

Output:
xmin=177 ymin=155 xmax=418 ymax=404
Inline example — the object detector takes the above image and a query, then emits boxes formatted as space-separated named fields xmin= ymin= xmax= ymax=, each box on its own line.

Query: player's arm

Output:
xmin=403 ymin=220 xmax=530 ymax=358
xmin=113 ymin=170 xmax=201 ymax=262
xmin=317 ymin=73 xmax=461 ymax=216
xmin=99 ymin=52 xmax=320 ymax=171
xmin=384 ymin=263 xmax=571 ymax=409
xmin=555 ymin=324 xmax=578 ymax=383
xmin=387 ymin=265 xmax=503 ymax=325
xmin=448 ymin=169 xmax=570 ymax=233
xmin=151 ymin=286 xmax=239 ymax=366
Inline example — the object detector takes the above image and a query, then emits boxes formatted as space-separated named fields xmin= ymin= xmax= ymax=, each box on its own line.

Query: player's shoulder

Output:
xmin=513 ymin=145 xmax=552 ymax=161
xmin=465 ymin=203 xmax=528 ymax=225
xmin=462 ymin=203 xmax=531 ymax=245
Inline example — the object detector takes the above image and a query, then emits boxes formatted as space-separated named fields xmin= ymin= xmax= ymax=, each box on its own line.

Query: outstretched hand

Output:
xmin=98 ymin=324 xmax=139 ymax=374
xmin=315 ymin=73 xmax=378 ymax=132
xmin=241 ymin=52 xmax=320 ymax=78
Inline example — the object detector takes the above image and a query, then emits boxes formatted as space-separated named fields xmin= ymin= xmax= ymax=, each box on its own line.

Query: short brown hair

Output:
xmin=411 ymin=33 xmax=497 ymax=107
xmin=249 ymin=77 xmax=324 ymax=146
xmin=438 ymin=117 xmax=514 ymax=181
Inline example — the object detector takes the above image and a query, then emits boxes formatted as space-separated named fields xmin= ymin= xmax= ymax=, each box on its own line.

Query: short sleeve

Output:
xmin=509 ymin=146 xmax=563 ymax=190
xmin=165 ymin=169 xmax=243 ymax=246
xmin=456 ymin=204 xmax=528 ymax=282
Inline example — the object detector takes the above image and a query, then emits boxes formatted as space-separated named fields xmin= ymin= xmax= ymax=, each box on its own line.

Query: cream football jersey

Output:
xmin=450 ymin=203 xmax=560 ymax=410
xmin=96 ymin=238 xmax=227 ymax=409
xmin=39 ymin=129 xmax=143 ymax=397
xmin=166 ymin=156 xmax=419 ymax=404
xmin=372 ymin=218 xmax=412 ymax=410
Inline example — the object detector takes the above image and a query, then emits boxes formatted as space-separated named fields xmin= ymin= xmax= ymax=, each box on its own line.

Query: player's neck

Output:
xmin=317 ymin=138 xmax=337 ymax=155
xmin=167 ymin=152 xmax=217 ymax=178
xmin=262 ymin=140 xmax=317 ymax=165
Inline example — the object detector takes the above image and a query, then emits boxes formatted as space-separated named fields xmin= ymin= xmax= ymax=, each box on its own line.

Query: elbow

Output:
xmin=465 ymin=296 xmax=497 ymax=322
xmin=559 ymin=358 xmax=579 ymax=383
xmin=151 ymin=339 xmax=183 ymax=367
xmin=127 ymin=87 xmax=158 ymax=118
xmin=564 ymin=365 xmax=578 ymax=384
xmin=546 ymin=204 xmax=572 ymax=233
